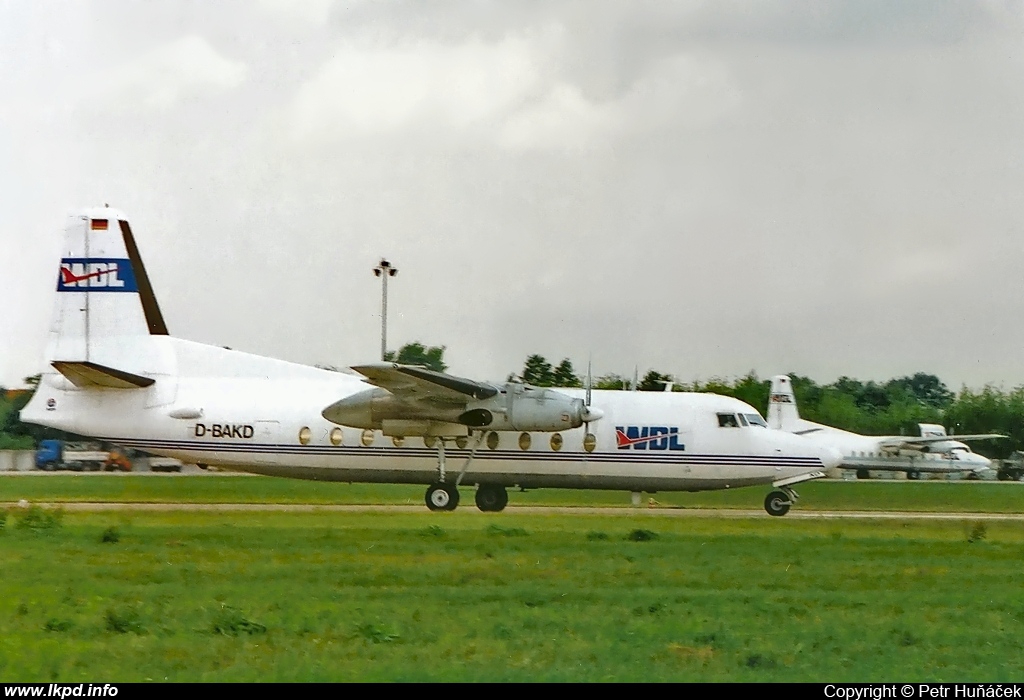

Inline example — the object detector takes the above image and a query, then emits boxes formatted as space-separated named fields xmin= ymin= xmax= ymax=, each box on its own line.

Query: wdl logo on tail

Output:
xmin=57 ymin=258 xmax=138 ymax=292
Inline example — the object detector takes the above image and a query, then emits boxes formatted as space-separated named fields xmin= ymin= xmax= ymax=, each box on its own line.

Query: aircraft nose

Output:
xmin=973 ymin=454 xmax=993 ymax=471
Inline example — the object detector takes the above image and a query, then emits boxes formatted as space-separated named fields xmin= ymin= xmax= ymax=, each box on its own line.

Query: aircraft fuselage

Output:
xmin=23 ymin=338 xmax=832 ymax=493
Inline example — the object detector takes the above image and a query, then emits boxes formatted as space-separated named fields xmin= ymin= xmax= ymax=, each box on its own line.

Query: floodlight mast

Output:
xmin=373 ymin=258 xmax=398 ymax=361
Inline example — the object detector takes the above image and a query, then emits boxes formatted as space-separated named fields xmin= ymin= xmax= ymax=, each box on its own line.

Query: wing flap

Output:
xmin=51 ymin=361 xmax=155 ymax=389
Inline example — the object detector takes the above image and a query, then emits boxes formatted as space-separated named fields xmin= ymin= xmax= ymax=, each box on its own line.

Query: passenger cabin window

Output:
xmin=717 ymin=413 xmax=740 ymax=428
xmin=744 ymin=413 xmax=768 ymax=428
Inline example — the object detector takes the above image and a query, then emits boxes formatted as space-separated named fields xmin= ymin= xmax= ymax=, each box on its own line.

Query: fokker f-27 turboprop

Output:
xmin=767 ymin=375 xmax=1003 ymax=480
xmin=20 ymin=209 xmax=842 ymax=516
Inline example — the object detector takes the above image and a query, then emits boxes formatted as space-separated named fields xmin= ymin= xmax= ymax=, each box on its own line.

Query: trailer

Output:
xmin=35 ymin=440 xmax=133 ymax=472
xmin=148 ymin=457 xmax=183 ymax=473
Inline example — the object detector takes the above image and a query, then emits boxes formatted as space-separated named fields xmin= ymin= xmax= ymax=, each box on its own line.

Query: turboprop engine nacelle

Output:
xmin=322 ymin=383 xmax=602 ymax=435
xmin=321 ymin=388 xmax=465 ymax=430
xmin=461 ymin=384 xmax=589 ymax=432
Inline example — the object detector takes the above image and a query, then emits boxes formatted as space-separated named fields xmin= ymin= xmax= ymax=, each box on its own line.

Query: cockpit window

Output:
xmin=737 ymin=414 xmax=749 ymax=427
xmin=717 ymin=413 xmax=740 ymax=428
xmin=744 ymin=413 xmax=768 ymax=428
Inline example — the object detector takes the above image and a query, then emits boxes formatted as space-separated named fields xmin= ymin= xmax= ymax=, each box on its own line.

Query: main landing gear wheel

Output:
xmin=907 ymin=470 xmax=921 ymax=481
xmin=425 ymin=483 xmax=460 ymax=512
xmin=475 ymin=485 xmax=509 ymax=512
xmin=764 ymin=490 xmax=792 ymax=517
xmin=856 ymin=469 xmax=870 ymax=480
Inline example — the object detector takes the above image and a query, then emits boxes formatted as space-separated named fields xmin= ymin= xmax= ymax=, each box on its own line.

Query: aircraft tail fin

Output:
xmin=918 ymin=423 xmax=947 ymax=438
xmin=767 ymin=374 xmax=801 ymax=430
xmin=47 ymin=208 xmax=170 ymax=375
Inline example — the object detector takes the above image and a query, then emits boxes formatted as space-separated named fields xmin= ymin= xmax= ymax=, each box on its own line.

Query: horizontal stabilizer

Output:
xmin=51 ymin=361 xmax=155 ymax=389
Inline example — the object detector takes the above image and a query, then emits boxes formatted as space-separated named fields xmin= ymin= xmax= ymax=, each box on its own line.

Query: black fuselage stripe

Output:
xmin=107 ymin=437 xmax=821 ymax=466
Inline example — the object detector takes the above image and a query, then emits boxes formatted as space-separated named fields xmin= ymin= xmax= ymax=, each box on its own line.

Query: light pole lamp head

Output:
xmin=374 ymin=258 xmax=397 ymax=277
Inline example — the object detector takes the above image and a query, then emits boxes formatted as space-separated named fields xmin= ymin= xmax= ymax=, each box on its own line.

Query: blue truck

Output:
xmin=35 ymin=440 xmax=132 ymax=471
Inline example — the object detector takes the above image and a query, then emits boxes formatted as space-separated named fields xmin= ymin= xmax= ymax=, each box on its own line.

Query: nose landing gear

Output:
xmin=764 ymin=485 xmax=799 ymax=517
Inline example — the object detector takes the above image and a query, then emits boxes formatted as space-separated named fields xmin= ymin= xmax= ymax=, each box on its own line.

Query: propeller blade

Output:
xmin=586 ymin=358 xmax=592 ymax=407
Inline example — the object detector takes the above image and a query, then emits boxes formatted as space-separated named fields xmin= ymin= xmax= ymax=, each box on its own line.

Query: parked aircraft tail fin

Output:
xmin=768 ymin=374 xmax=801 ymax=430
xmin=918 ymin=423 xmax=947 ymax=438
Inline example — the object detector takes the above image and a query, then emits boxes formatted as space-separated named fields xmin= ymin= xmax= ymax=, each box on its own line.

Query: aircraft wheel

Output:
xmin=764 ymin=491 xmax=791 ymax=517
xmin=425 ymin=483 xmax=459 ymax=512
xmin=475 ymin=485 xmax=508 ymax=512
xmin=997 ymin=471 xmax=1010 ymax=482
xmin=856 ymin=469 xmax=870 ymax=480
xmin=907 ymin=470 xmax=921 ymax=481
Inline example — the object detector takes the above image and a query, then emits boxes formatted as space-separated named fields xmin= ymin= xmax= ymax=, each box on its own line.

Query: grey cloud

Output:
xmin=4 ymin=1 xmax=1024 ymax=393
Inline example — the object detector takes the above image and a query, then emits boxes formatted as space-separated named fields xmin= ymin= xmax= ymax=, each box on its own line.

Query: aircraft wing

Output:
xmin=350 ymin=363 xmax=500 ymax=405
xmin=876 ymin=434 xmax=1007 ymax=450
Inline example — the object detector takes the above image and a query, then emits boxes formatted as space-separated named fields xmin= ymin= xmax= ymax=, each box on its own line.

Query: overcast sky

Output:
xmin=3 ymin=1 xmax=1024 ymax=392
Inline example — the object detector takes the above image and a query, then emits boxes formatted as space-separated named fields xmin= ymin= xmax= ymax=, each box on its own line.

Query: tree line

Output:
xmin=5 ymin=342 xmax=1024 ymax=459
xmin=513 ymin=354 xmax=1024 ymax=459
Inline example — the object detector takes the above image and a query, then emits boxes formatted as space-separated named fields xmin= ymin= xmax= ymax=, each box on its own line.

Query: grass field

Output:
xmin=1 ymin=506 xmax=1023 ymax=682
xmin=0 ymin=474 xmax=1022 ymax=513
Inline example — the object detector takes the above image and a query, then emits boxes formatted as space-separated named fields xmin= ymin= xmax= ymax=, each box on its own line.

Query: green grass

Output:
xmin=0 ymin=508 xmax=1022 ymax=681
xmin=0 ymin=474 xmax=1021 ymax=513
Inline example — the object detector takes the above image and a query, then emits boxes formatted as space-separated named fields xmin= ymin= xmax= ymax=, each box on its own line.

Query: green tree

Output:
xmin=384 ymin=342 xmax=447 ymax=373
xmin=638 ymin=370 xmax=673 ymax=392
xmin=731 ymin=372 xmax=770 ymax=410
xmin=594 ymin=374 xmax=628 ymax=390
xmin=787 ymin=374 xmax=824 ymax=413
xmin=885 ymin=373 xmax=954 ymax=410
xmin=521 ymin=355 xmax=555 ymax=386
xmin=552 ymin=359 xmax=581 ymax=388
xmin=945 ymin=385 xmax=1024 ymax=459
xmin=0 ymin=375 xmax=62 ymax=448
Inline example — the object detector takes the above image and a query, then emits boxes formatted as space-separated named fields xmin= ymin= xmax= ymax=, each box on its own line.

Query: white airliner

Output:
xmin=19 ymin=208 xmax=842 ymax=516
xmin=766 ymin=375 xmax=1002 ymax=480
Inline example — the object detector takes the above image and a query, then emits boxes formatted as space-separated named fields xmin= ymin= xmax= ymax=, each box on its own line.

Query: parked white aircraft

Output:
xmin=20 ymin=208 xmax=843 ymax=515
xmin=766 ymin=375 xmax=1002 ymax=480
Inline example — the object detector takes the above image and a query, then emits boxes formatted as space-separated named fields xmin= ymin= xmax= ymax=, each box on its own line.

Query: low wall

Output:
xmin=0 ymin=450 xmax=36 ymax=472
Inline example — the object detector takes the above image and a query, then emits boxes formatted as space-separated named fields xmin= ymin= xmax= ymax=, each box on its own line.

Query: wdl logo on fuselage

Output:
xmin=615 ymin=426 xmax=685 ymax=451
xmin=57 ymin=258 xmax=138 ymax=292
